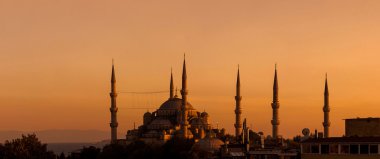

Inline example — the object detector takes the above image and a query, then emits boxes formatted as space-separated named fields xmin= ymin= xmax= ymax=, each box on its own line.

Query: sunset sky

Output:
xmin=1 ymin=0 xmax=380 ymax=140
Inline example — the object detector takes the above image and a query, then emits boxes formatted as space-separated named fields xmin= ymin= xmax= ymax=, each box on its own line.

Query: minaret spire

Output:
xmin=271 ymin=64 xmax=280 ymax=139
xmin=170 ymin=68 xmax=174 ymax=99
xmin=181 ymin=54 xmax=189 ymax=138
xmin=234 ymin=65 xmax=242 ymax=140
xmin=323 ymin=73 xmax=331 ymax=138
xmin=273 ymin=63 xmax=278 ymax=102
xmin=109 ymin=61 xmax=118 ymax=143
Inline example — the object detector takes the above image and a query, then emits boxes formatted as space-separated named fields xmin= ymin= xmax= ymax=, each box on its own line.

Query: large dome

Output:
xmin=158 ymin=97 xmax=194 ymax=111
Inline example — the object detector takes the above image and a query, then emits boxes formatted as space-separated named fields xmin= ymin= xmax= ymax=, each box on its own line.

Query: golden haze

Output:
xmin=1 ymin=0 xmax=380 ymax=139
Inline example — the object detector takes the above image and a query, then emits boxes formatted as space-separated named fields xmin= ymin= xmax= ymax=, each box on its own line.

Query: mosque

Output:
xmin=110 ymin=57 xmax=226 ymax=145
xmin=108 ymin=56 xmax=290 ymax=144
xmin=107 ymin=56 xmax=334 ymax=158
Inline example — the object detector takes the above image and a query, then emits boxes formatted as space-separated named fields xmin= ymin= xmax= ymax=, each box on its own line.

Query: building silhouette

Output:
xmin=124 ymin=56 xmax=224 ymax=144
xmin=271 ymin=65 xmax=280 ymax=139
xmin=109 ymin=62 xmax=118 ymax=143
xmin=323 ymin=74 xmax=330 ymax=138
xmin=234 ymin=66 xmax=242 ymax=140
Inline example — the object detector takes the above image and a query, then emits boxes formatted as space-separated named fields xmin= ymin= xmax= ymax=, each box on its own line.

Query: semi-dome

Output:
xmin=192 ymin=132 xmax=224 ymax=153
xmin=158 ymin=97 xmax=194 ymax=111
xmin=147 ymin=119 xmax=173 ymax=130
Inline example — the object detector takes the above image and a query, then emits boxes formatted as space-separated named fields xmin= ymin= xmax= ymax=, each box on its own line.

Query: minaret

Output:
xmin=181 ymin=55 xmax=189 ymax=138
xmin=242 ymin=118 xmax=250 ymax=145
xmin=271 ymin=64 xmax=280 ymax=139
xmin=234 ymin=66 xmax=242 ymax=139
xmin=170 ymin=68 xmax=174 ymax=99
xmin=323 ymin=74 xmax=331 ymax=138
xmin=109 ymin=61 xmax=118 ymax=143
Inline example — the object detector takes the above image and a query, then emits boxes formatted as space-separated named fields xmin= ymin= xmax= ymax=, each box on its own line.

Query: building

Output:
xmin=301 ymin=117 xmax=380 ymax=159
xmin=345 ymin=118 xmax=380 ymax=137
xmin=301 ymin=75 xmax=380 ymax=159
xmin=248 ymin=150 xmax=298 ymax=159
xmin=125 ymin=57 xmax=222 ymax=145
xmin=301 ymin=137 xmax=380 ymax=159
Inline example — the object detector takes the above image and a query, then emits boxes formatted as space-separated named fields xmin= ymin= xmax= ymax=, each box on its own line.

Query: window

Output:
xmin=311 ymin=144 xmax=319 ymax=154
xmin=360 ymin=144 xmax=369 ymax=154
xmin=340 ymin=145 xmax=349 ymax=154
xmin=329 ymin=144 xmax=339 ymax=154
xmin=321 ymin=144 xmax=329 ymax=154
xmin=370 ymin=145 xmax=378 ymax=154
xmin=350 ymin=145 xmax=359 ymax=154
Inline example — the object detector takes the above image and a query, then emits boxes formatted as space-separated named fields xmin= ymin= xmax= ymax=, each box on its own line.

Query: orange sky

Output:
xmin=1 ymin=0 xmax=380 ymax=139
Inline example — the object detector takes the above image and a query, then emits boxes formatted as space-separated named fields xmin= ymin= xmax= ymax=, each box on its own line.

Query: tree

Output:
xmin=98 ymin=143 xmax=128 ymax=159
xmin=58 ymin=152 xmax=66 ymax=159
xmin=80 ymin=146 xmax=100 ymax=159
xmin=2 ymin=134 xmax=55 ymax=159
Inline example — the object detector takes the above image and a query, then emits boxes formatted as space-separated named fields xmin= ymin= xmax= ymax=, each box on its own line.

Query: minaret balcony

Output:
xmin=271 ymin=120 xmax=280 ymax=125
xmin=234 ymin=123 xmax=242 ymax=128
xmin=109 ymin=107 xmax=118 ymax=112
xmin=110 ymin=122 xmax=118 ymax=127
xmin=109 ymin=92 xmax=118 ymax=97
xmin=271 ymin=103 xmax=280 ymax=109
xmin=180 ymin=90 xmax=188 ymax=95
xmin=323 ymin=121 xmax=331 ymax=127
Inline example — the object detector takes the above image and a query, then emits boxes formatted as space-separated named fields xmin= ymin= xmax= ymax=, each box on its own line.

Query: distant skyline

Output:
xmin=1 ymin=0 xmax=380 ymax=141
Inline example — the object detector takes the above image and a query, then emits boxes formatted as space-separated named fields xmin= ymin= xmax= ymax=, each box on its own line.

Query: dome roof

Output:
xmin=192 ymin=133 xmax=224 ymax=153
xmin=144 ymin=112 xmax=152 ymax=117
xmin=201 ymin=112 xmax=209 ymax=117
xmin=150 ymin=119 xmax=172 ymax=126
xmin=158 ymin=97 xmax=194 ymax=111
xmin=190 ymin=117 xmax=205 ymax=125
xmin=147 ymin=119 xmax=173 ymax=129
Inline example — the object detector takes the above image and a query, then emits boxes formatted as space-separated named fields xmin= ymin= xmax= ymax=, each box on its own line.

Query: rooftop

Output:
xmin=344 ymin=117 xmax=380 ymax=120
xmin=302 ymin=137 xmax=380 ymax=143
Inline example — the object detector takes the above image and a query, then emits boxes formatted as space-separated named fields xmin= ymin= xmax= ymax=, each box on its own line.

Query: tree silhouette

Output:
xmin=79 ymin=146 xmax=100 ymax=159
xmin=2 ymin=134 xmax=55 ymax=159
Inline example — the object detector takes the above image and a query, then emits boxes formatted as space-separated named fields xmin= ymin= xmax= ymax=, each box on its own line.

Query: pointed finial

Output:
xmin=273 ymin=63 xmax=279 ymax=101
xmin=236 ymin=64 xmax=241 ymax=91
xmin=324 ymin=73 xmax=329 ymax=95
xmin=111 ymin=59 xmax=116 ymax=83
xmin=170 ymin=68 xmax=174 ymax=99
xmin=182 ymin=53 xmax=187 ymax=87
xmin=175 ymin=87 xmax=178 ymax=97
